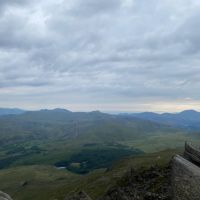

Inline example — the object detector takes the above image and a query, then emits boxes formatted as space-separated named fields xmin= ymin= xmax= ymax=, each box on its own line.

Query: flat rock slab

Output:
xmin=172 ymin=155 xmax=200 ymax=200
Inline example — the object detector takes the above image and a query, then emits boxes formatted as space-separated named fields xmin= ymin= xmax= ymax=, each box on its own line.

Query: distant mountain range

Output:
xmin=121 ymin=110 xmax=200 ymax=131
xmin=1 ymin=108 xmax=200 ymax=131
xmin=0 ymin=108 xmax=175 ymax=145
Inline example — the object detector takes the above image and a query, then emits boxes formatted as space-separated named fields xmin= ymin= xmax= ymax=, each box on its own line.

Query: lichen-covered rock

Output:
xmin=171 ymin=155 xmax=200 ymax=200
xmin=0 ymin=191 xmax=13 ymax=200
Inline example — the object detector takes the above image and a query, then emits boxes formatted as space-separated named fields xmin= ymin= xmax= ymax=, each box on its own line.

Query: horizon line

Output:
xmin=0 ymin=107 xmax=199 ymax=114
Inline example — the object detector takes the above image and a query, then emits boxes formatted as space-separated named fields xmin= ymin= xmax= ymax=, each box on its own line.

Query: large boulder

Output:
xmin=0 ymin=191 xmax=13 ymax=200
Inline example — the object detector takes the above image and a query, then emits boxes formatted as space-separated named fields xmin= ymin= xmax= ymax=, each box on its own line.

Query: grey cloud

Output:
xmin=0 ymin=0 xmax=35 ymax=15
xmin=175 ymin=13 xmax=200 ymax=55
xmin=0 ymin=0 xmax=200 ymax=111
xmin=69 ymin=0 xmax=122 ymax=17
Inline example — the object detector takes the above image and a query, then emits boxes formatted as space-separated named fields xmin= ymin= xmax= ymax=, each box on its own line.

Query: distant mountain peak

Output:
xmin=180 ymin=109 xmax=199 ymax=114
xmin=122 ymin=109 xmax=200 ymax=131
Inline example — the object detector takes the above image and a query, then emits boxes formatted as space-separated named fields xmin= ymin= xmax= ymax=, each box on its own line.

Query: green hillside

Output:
xmin=0 ymin=109 xmax=192 ymax=171
xmin=0 ymin=149 xmax=182 ymax=200
xmin=0 ymin=109 xmax=199 ymax=200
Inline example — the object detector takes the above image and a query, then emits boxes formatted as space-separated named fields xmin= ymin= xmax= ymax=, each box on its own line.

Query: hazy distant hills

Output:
xmin=1 ymin=108 xmax=200 ymax=131
xmin=0 ymin=108 xmax=26 ymax=116
xmin=15 ymin=108 xmax=113 ymax=123
xmin=0 ymin=108 xmax=176 ymax=146
xmin=123 ymin=110 xmax=200 ymax=131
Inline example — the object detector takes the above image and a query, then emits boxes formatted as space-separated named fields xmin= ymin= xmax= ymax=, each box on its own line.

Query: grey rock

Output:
xmin=171 ymin=155 xmax=200 ymax=200
xmin=0 ymin=191 xmax=13 ymax=200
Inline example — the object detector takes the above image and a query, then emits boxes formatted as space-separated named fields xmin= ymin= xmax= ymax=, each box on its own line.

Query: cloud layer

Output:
xmin=0 ymin=0 xmax=200 ymax=112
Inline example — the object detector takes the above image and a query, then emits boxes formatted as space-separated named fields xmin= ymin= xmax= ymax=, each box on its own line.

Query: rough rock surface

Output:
xmin=171 ymin=155 xmax=200 ymax=200
xmin=0 ymin=191 xmax=13 ymax=200
xmin=66 ymin=166 xmax=172 ymax=200
xmin=64 ymin=191 xmax=92 ymax=200
xmin=99 ymin=165 xmax=172 ymax=200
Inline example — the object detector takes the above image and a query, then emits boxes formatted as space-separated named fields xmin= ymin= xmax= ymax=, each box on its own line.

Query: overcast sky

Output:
xmin=0 ymin=0 xmax=200 ymax=112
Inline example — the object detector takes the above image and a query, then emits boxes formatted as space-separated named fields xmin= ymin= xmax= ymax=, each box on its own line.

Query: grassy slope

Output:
xmin=0 ymin=113 xmax=191 ymax=169
xmin=120 ymin=132 xmax=195 ymax=152
xmin=0 ymin=149 xmax=183 ymax=200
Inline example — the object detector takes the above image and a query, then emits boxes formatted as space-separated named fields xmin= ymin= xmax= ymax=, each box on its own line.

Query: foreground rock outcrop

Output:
xmin=172 ymin=155 xmax=200 ymax=200
xmin=0 ymin=191 xmax=13 ymax=200
xmin=99 ymin=165 xmax=171 ymax=200
xmin=65 ymin=165 xmax=172 ymax=200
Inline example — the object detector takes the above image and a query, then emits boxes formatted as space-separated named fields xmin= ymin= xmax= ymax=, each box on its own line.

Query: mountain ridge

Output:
xmin=121 ymin=109 xmax=200 ymax=131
